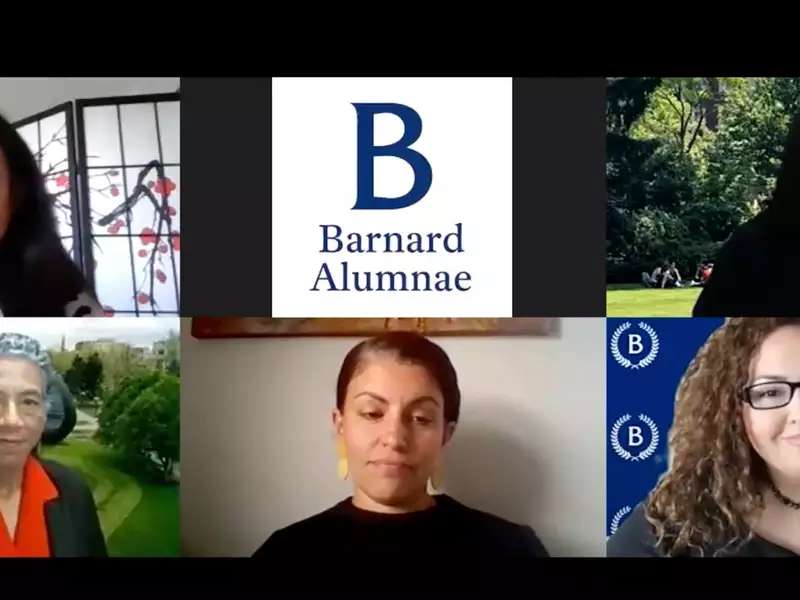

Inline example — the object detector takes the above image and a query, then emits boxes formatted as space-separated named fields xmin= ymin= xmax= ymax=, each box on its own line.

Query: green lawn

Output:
xmin=40 ymin=439 xmax=179 ymax=557
xmin=606 ymin=284 xmax=702 ymax=316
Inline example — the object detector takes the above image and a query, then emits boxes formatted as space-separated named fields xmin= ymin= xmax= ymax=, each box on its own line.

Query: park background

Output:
xmin=2 ymin=318 xmax=180 ymax=557
xmin=606 ymin=77 xmax=800 ymax=315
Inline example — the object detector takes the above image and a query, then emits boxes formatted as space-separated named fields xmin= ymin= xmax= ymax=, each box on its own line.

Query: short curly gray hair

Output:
xmin=0 ymin=332 xmax=55 ymax=410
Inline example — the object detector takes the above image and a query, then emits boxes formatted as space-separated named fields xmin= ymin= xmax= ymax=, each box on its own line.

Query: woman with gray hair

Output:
xmin=0 ymin=332 xmax=106 ymax=557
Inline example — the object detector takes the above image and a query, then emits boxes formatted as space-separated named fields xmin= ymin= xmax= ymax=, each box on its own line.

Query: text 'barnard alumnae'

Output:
xmin=310 ymin=223 xmax=472 ymax=292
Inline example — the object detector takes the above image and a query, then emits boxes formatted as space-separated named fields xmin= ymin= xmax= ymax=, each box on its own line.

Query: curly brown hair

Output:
xmin=645 ymin=317 xmax=800 ymax=556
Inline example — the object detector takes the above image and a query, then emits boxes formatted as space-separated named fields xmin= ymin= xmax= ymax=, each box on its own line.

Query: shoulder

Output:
xmin=606 ymin=502 xmax=661 ymax=557
xmin=437 ymin=495 xmax=549 ymax=557
xmin=252 ymin=503 xmax=345 ymax=558
xmin=38 ymin=458 xmax=93 ymax=502
xmin=64 ymin=291 xmax=105 ymax=317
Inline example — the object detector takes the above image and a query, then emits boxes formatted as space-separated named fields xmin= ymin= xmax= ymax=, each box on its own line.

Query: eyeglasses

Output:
xmin=742 ymin=381 xmax=800 ymax=410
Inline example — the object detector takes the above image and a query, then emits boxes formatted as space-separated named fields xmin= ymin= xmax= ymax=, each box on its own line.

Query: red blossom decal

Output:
xmin=156 ymin=269 xmax=167 ymax=283
xmin=170 ymin=234 xmax=180 ymax=252
xmin=137 ymin=293 xmax=150 ymax=305
xmin=167 ymin=206 xmax=177 ymax=216
xmin=103 ymin=306 xmax=115 ymax=317
xmin=139 ymin=227 xmax=157 ymax=245
xmin=106 ymin=218 xmax=125 ymax=235
xmin=55 ymin=174 xmax=69 ymax=188
xmin=159 ymin=244 xmax=168 ymax=254
xmin=154 ymin=177 xmax=176 ymax=196
xmin=110 ymin=185 xmax=120 ymax=197
xmin=138 ymin=249 xmax=148 ymax=257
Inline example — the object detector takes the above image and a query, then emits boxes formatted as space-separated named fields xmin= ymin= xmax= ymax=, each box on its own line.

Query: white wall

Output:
xmin=0 ymin=78 xmax=179 ymax=122
xmin=180 ymin=318 xmax=606 ymax=557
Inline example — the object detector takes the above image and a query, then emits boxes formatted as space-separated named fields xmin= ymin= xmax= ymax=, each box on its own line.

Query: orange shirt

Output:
xmin=0 ymin=456 xmax=59 ymax=557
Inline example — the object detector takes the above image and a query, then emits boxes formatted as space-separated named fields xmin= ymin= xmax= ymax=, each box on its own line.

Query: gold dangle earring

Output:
xmin=430 ymin=460 xmax=444 ymax=492
xmin=336 ymin=436 xmax=349 ymax=480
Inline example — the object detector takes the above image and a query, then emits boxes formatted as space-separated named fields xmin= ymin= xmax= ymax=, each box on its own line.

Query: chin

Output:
xmin=366 ymin=481 xmax=421 ymax=506
xmin=0 ymin=452 xmax=29 ymax=469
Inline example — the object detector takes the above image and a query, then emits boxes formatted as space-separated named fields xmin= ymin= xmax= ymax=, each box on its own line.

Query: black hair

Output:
xmin=336 ymin=331 xmax=461 ymax=423
xmin=770 ymin=112 xmax=800 ymax=220
xmin=0 ymin=112 xmax=91 ymax=316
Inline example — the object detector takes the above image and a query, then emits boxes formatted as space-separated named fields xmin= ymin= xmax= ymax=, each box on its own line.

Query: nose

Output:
xmin=0 ymin=400 xmax=24 ymax=427
xmin=381 ymin=413 xmax=410 ymax=451
xmin=788 ymin=387 xmax=800 ymax=421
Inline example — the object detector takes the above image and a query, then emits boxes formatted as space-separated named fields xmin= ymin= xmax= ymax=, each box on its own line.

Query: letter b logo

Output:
xmin=628 ymin=426 xmax=644 ymax=447
xmin=352 ymin=103 xmax=432 ymax=210
xmin=627 ymin=334 xmax=643 ymax=355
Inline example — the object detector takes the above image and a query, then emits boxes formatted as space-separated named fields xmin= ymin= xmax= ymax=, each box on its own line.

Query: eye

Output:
xmin=361 ymin=410 xmax=383 ymax=421
xmin=412 ymin=415 xmax=433 ymax=425
xmin=22 ymin=397 xmax=40 ymax=407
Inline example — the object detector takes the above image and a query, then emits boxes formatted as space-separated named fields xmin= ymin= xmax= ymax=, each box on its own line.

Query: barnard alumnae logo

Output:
xmin=610 ymin=321 xmax=659 ymax=369
xmin=309 ymin=102 xmax=471 ymax=294
xmin=610 ymin=413 xmax=660 ymax=462
xmin=352 ymin=102 xmax=432 ymax=210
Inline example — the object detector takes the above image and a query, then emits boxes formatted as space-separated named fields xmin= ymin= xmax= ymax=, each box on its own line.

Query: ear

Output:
xmin=332 ymin=408 xmax=344 ymax=435
xmin=442 ymin=421 xmax=457 ymax=446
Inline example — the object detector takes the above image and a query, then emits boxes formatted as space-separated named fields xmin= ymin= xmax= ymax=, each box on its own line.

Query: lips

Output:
xmin=781 ymin=434 xmax=800 ymax=446
xmin=369 ymin=460 xmax=414 ymax=475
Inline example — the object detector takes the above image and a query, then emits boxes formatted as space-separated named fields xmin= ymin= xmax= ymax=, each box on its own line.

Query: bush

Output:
xmin=97 ymin=372 xmax=179 ymax=482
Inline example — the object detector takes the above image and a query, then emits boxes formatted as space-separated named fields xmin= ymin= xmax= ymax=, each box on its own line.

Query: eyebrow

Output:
xmin=751 ymin=375 xmax=798 ymax=382
xmin=353 ymin=391 xmax=440 ymax=406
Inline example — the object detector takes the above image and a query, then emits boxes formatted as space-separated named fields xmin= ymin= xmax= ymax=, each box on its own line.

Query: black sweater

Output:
xmin=607 ymin=502 xmax=798 ymax=557
xmin=254 ymin=495 xmax=548 ymax=584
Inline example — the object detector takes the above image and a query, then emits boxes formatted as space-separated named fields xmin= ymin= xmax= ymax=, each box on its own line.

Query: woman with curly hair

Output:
xmin=608 ymin=318 xmax=800 ymax=557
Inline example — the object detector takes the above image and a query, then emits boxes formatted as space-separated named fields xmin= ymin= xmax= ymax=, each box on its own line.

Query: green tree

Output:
xmin=113 ymin=375 xmax=180 ymax=481
xmin=83 ymin=353 xmax=104 ymax=404
xmin=64 ymin=354 xmax=86 ymax=398
xmin=97 ymin=371 xmax=162 ymax=446
xmin=48 ymin=350 xmax=75 ymax=377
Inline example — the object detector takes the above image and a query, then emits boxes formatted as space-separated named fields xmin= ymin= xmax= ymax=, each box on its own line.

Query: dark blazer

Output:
xmin=39 ymin=459 xmax=107 ymax=558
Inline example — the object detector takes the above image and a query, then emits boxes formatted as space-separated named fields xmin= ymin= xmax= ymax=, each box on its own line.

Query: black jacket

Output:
xmin=39 ymin=459 xmax=107 ymax=557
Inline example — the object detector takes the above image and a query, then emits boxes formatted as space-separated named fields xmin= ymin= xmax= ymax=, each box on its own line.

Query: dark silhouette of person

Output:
xmin=693 ymin=114 xmax=800 ymax=316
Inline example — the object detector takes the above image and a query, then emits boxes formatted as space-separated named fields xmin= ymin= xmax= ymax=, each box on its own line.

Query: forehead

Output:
xmin=751 ymin=325 xmax=800 ymax=378
xmin=0 ymin=356 xmax=44 ymax=390
xmin=348 ymin=354 xmax=442 ymax=400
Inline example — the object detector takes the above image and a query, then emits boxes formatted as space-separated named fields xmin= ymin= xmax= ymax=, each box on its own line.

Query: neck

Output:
xmin=352 ymin=488 xmax=436 ymax=514
xmin=0 ymin=462 xmax=25 ymax=500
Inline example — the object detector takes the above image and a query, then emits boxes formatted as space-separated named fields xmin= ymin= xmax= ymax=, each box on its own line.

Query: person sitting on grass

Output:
xmin=661 ymin=262 xmax=683 ymax=289
xmin=641 ymin=262 xmax=667 ymax=288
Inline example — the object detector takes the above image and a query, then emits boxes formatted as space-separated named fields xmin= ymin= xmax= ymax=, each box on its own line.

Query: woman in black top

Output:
xmin=608 ymin=318 xmax=800 ymax=557
xmin=254 ymin=332 xmax=548 ymax=574
xmin=0 ymin=113 xmax=103 ymax=317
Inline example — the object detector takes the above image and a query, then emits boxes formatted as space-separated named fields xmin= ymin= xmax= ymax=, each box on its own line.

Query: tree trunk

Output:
xmin=704 ymin=78 xmax=721 ymax=132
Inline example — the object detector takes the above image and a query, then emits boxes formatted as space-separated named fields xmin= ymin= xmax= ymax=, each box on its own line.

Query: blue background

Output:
xmin=606 ymin=317 xmax=724 ymax=535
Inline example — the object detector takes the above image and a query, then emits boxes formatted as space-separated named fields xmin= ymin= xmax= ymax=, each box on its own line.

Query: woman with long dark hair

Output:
xmin=0 ymin=112 xmax=103 ymax=317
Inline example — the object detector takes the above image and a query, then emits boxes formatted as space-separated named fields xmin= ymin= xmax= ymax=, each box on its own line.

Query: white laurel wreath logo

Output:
xmin=609 ymin=505 xmax=632 ymax=536
xmin=610 ymin=413 xmax=660 ymax=462
xmin=610 ymin=321 xmax=659 ymax=369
